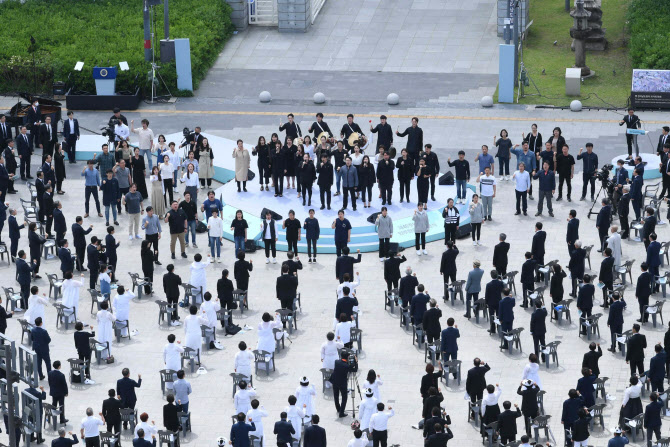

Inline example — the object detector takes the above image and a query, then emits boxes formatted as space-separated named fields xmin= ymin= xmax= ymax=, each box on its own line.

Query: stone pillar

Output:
xmin=226 ymin=0 xmax=248 ymax=31
xmin=278 ymin=0 xmax=312 ymax=33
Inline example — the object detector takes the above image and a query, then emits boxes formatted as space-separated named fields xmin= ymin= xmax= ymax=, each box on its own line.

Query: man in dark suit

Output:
xmin=0 ymin=115 xmax=12 ymax=143
xmin=53 ymin=202 xmax=67 ymax=244
xmin=642 ymin=207 xmax=657 ymax=250
xmin=31 ymin=317 xmax=52 ymax=380
xmin=566 ymin=210 xmax=579 ymax=255
xmin=484 ymin=270 xmax=504 ymax=333
xmin=162 ymin=264 xmax=182 ymax=323
xmin=25 ymin=99 xmax=41 ymax=148
xmin=497 ymin=401 xmax=522 ymax=444
xmin=16 ymin=126 xmax=33 ymax=180
xmin=440 ymin=318 xmax=460 ymax=372
xmin=596 ymin=199 xmax=611 ymax=252
xmin=569 ymin=241 xmax=586 ymax=297
xmin=599 ymin=248 xmax=615 ymax=308
xmin=618 ymin=185 xmax=631 ymax=239
xmin=72 ymin=217 xmax=92 ymax=272
xmin=335 ymin=247 xmax=361 ymax=283
xmin=51 ymin=428 xmax=78 ymax=447
xmin=493 ymin=234 xmax=510 ymax=275
xmin=62 ymin=111 xmax=80 ymax=163
xmin=516 ymin=382 xmax=539 ymax=437
xmin=281 ymin=252 xmax=302 ymax=277
xmin=657 ymin=126 xmax=669 ymax=154
xmin=531 ymin=223 xmax=546 ymax=281
xmin=530 ymin=301 xmax=547 ymax=361
xmin=132 ymin=429 xmax=156 ymax=447
xmin=25 ymin=384 xmax=47 ymax=443
xmin=328 ymin=351 xmax=354 ymax=417
xmin=8 ymin=208 xmax=26 ymax=261
xmin=421 ymin=299 xmax=442 ymax=343
xmin=273 ymin=412 xmax=295 ymax=447
xmin=0 ymin=155 xmax=9 ymax=200
xmin=439 ymin=241 xmax=459 ymax=285
xmin=648 ymin=344 xmax=667 ymax=393
xmin=229 ymin=413 xmax=255 ymax=447
xmin=626 ymin=323 xmax=647 ymax=376
xmin=47 ymin=361 xmax=68 ymax=424
xmin=334 ymin=287 xmax=358 ymax=321
xmin=116 ymin=368 xmax=142 ymax=428
xmin=636 ymin=262 xmax=653 ymax=323
xmin=498 ymin=288 xmax=516 ymax=347
xmin=302 ymin=414 xmax=326 ymax=447
xmin=619 ymin=108 xmax=641 ymax=158
xmin=276 ymin=264 xmax=298 ymax=311
xmin=607 ymin=292 xmax=625 ymax=352
xmin=102 ymin=389 xmax=121 ymax=434
xmin=424 ymin=423 xmax=453 ymax=447
xmin=560 ymin=389 xmax=584 ymax=441
xmin=39 ymin=116 xmax=57 ymax=161
xmin=410 ymin=285 xmax=430 ymax=325
xmin=86 ymin=237 xmax=101 ymax=290
xmin=16 ymin=252 xmax=35 ymax=308
xmin=582 ymin=342 xmax=602 ymax=378
xmin=4 ymin=139 xmax=18 ymax=194
xmin=520 ymin=252 xmax=536 ymax=308
xmin=376 ymin=151 xmax=395 ymax=205
xmin=465 ymin=358 xmax=490 ymax=402
xmin=644 ymin=392 xmax=663 ymax=446
xmin=399 ymin=267 xmax=419 ymax=313
xmin=631 ymin=168 xmax=644 ymax=220
xmin=383 ymin=253 xmax=407 ymax=290
xmin=43 ymin=185 xmax=54 ymax=237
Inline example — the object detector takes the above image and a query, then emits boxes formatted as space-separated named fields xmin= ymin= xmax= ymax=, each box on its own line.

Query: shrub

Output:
xmin=628 ymin=0 xmax=670 ymax=69
xmin=0 ymin=0 xmax=233 ymax=95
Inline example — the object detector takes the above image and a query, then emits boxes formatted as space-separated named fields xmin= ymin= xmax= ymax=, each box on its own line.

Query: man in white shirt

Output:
xmin=112 ymin=286 xmax=135 ymax=337
xmin=131 ymin=119 xmax=155 ymax=171
xmin=114 ymin=121 xmax=130 ymax=143
xmin=133 ymin=413 xmax=157 ymax=439
xmin=200 ymin=292 xmax=222 ymax=350
xmin=163 ymin=334 xmax=184 ymax=390
xmin=369 ymin=402 xmax=394 ymax=447
xmin=512 ymin=162 xmax=531 ymax=216
xmin=337 ymin=272 xmax=361 ymax=298
xmin=476 ymin=166 xmax=497 ymax=221
xmin=80 ymin=407 xmax=105 ymax=445
xmin=347 ymin=430 xmax=369 ymax=447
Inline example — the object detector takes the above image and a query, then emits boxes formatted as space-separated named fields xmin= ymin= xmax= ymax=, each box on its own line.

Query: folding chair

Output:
xmin=128 ymin=272 xmax=152 ymax=300
xmin=46 ymin=274 xmax=63 ymax=300
xmin=253 ymin=349 xmax=274 ymax=375
xmin=230 ymin=372 xmax=253 ymax=398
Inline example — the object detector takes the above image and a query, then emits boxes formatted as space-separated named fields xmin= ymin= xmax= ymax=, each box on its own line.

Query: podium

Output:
xmin=93 ymin=67 xmax=117 ymax=95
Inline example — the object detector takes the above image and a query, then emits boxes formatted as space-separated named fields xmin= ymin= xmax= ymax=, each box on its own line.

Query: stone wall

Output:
xmin=277 ymin=0 xmax=311 ymax=33
xmin=226 ymin=0 xmax=248 ymax=31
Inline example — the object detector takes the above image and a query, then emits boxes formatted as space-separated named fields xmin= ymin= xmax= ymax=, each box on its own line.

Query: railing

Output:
xmin=248 ymin=0 xmax=278 ymax=25
xmin=311 ymin=0 xmax=326 ymax=24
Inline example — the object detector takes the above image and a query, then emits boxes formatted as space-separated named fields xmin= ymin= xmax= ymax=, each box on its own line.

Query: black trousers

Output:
xmin=372 ymin=430 xmax=388 ymax=447
xmin=117 ymin=187 xmax=129 ymax=213
xmin=146 ymin=233 xmax=159 ymax=262
xmin=602 ymin=280 xmax=613 ymax=307
xmin=264 ymin=239 xmax=276 ymax=258
xmin=558 ymin=175 xmax=571 ymax=198
xmin=379 ymin=238 xmax=390 ymax=258
xmin=415 ymin=233 xmax=426 ymax=250
xmin=52 ymin=396 xmax=66 ymax=422
xmin=361 ymin=185 xmax=373 ymax=203
xmin=533 ymin=334 xmax=546 ymax=361
xmin=258 ymin=165 xmax=270 ymax=184
xmin=65 ymin=138 xmax=77 ymax=162
xmin=471 ymin=223 xmax=481 ymax=241
xmin=620 ymin=214 xmax=630 ymax=238
xmin=660 ymin=175 xmax=670 ymax=199
xmin=444 ymin=224 xmax=457 ymax=244
xmin=488 ymin=308 xmax=497 ymax=332
xmin=20 ymin=154 xmax=31 ymax=179
xmin=85 ymin=186 xmax=101 ymax=214
xmin=343 ymin=187 xmax=357 ymax=209
xmin=286 ymin=238 xmax=298 ymax=254
xmin=10 ymin=236 xmax=19 ymax=258
xmin=380 ymin=183 xmax=393 ymax=204
xmin=582 ymin=172 xmax=596 ymax=198
xmin=306 ymin=238 xmax=317 ymax=257
xmin=273 ymin=175 xmax=284 ymax=195
xmin=399 ymin=179 xmax=411 ymax=201
xmin=626 ymin=134 xmax=635 ymax=156
xmin=500 ymin=436 xmax=515 ymax=445
xmin=20 ymin=283 xmax=30 ymax=309
xmin=630 ymin=359 xmax=644 ymax=376
xmin=167 ymin=295 xmax=179 ymax=321
xmin=335 ymin=240 xmax=347 ymax=257
xmin=89 ymin=268 xmax=99 ymax=290
xmin=522 ymin=282 xmax=534 ymax=306
xmin=163 ymin=179 xmax=174 ymax=205
xmin=302 ymin=185 xmax=312 ymax=204
xmin=85 ymin=437 xmax=100 ymax=447
xmin=515 ymin=190 xmax=528 ymax=213
xmin=36 ymin=352 xmax=51 ymax=379
xmin=429 ymin=175 xmax=436 ymax=198
xmin=386 ymin=278 xmax=398 ymax=291
xmin=199 ymin=177 xmax=212 ymax=187
xmin=320 ymin=188 xmax=331 ymax=207
xmin=332 ymin=384 xmax=348 ymax=414
xmin=46 ymin=216 xmax=53 ymax=236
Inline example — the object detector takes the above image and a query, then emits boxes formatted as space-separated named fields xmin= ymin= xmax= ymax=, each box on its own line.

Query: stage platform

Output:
xmin=611 ymin=152 xmax=662 ymax=180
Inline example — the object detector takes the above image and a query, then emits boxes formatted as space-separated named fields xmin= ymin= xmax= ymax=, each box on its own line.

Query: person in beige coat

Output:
xmin=232 ymin=139 xmax=250 ymax=192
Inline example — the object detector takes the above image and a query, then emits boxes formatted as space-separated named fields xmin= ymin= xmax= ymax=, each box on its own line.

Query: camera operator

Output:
xmin=577 ymin=144 xmax=598 ymax=202
xmin=180 ymin=126 xmax=203 ymax=152
xmin=612 ymin=159 xmax=629 ymax=213
xmin=109 ymin=108 xmax=128 ymax=127
xmin=328 ymin=350 xmax=357 ymax=418
xmin=114 ymin=119 xmax=130 ymax=144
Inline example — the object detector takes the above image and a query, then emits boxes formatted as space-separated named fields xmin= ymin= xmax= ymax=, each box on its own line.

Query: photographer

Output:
xmin=109 ymin=108 xmax=128 ymax=127
xmin=180 ymin=127 xmax=203 ymax=152
xmin=577 ymin=144 xmax=598 ymax=202
xmin=114 ymin=119 xmax=130 ymax=143
xmin=328 ymin=350 xmax=356 ymax=418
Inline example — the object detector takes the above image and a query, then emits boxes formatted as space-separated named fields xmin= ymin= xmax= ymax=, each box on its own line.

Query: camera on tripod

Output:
xmin=183 ymin=127 xmax=191 ymax=138
xmin=594 ymin=164 xmax=613 ymax=182
xmin=341 ymin=348 xmax=358 ymax=372
xmin=101 ymin=120 xmax=118 ymax=142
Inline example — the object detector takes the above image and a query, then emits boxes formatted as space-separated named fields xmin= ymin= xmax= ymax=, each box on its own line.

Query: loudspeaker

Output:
xmin=261 ymin=208 xmax=283 ymax=221
xmin=455 ymin=223 xmax=471 ymax=238
xmin=244 ymin=239 xmax=257 ymax=253
xmin=367 ymin=212 xmax=381 ymax=224
xmin=247 ymin=169 xmax=256 ymax=181
xmin=388 ymin=242 xmax=400 ymax=255
xmin=439 ymin=172 xmax=454 ymax=185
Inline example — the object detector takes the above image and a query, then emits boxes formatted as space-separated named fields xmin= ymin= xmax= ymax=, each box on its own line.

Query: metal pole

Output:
xmin=565 ymin=0 xmax=570 ymax=12
xmin=513 ymin=2 xmax=519 ymax=85
xmin=164 ymin=0 xmax=170 ymax=40
xmin=143 ymin=0 xmax=152 ymax=62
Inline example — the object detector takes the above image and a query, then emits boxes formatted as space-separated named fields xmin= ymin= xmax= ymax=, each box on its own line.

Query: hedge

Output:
xmin=0 ymin=0 xmax=234 ymax=95
xmin=628 ymin=0 xmax=670 ymax=69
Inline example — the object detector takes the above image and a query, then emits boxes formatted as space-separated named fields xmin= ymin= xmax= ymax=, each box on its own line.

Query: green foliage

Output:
xmin=627 ymin=0 xmax=670 ymax=69
xmin=0 ymin=0 xmax=234 ymax=95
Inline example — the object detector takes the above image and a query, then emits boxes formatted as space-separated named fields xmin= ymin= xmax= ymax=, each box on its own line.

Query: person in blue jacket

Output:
xmin=648 ymin=344 xmax=667 ymax=393
xmin=644 ymin=392 xmax=663 ymax=446
xmin=440 ymin=318 xmax=460 ymax=378
xmin=53 ymin=201 xmax=67 ymax=244
xmin=230 ymin=412 xmax=256 ymax=447
xmin=303 ymin=209 xmax=320 ymax=264
xmin=630 ymin=168 xmax=643 ymax=220
xmin=58 ymin=239 xmax=75 ymax=276
xmin=608 ymin=427 xmax=629 ymax=447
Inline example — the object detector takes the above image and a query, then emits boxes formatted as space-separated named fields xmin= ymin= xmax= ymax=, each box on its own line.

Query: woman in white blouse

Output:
xmin=234 ymin=340 xmax=255 ymax=379
xmin=621 ymin=376 xmax=643 ymax=422
xmin=320 ymin=332 xmax=344 ymax=372
xmin=335 ymin=313 xmax=354 ymax=348
xmin=257 ymin=312 xmax=283 ymax=369
xmin=363 ymin=369 xmax=384 ymax=402
xmin=61 ymin=272 xmax=84 ymax=323
xmin=159 ymin=154 xmax=174 ymax=204
xmin=303 ymin=135 xmax=315 ymax=160
xmin=180 ymin=163 xmax=200 ymax=202
xmin=521 ymin=353 xmax=542 ymax=390
xmin=351 ymin=144 xmax=364 ymax=167
xmin=480 ymin=384 xmax=502 ymax=429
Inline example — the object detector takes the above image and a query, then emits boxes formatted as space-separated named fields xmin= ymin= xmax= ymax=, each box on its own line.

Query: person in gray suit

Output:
xmin=464 ymin=260 xmax=484 ymax=319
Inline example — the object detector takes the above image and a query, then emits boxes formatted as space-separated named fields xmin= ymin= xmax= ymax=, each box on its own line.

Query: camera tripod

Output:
xmin=348 ymin=371 xmax=362 ymax=418
xmin=587 ymin=177 xmax=613 ymax=219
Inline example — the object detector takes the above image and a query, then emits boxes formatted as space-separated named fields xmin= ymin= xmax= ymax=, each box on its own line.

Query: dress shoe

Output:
xmin=171 ymin=253 xmax=176 ymax=259
xmin=607 ymin=347 xmax=616 ymax=353
xmin=181 ymin=253 xmax=187 ymax=258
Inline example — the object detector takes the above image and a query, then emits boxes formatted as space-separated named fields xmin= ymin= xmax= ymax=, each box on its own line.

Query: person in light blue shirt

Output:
xmin=512 ymin=163 xmax=532 ymax=216
xmin=81 ymin=160 xmax=101 ymax=217
xmin=172 ymin=370 xmax=192 ymax=413
xmin=474 ymin=145 xmax=495 ymax=175
xmin=511 ymin=142 xmax=537 ymax=199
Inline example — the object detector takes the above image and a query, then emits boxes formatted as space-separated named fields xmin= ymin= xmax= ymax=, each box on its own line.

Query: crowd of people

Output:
xmin=0 ymin=106 xmax=669 ymax=447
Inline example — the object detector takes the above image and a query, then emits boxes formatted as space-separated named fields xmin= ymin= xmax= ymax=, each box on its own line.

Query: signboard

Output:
xmin=630 ymin=69 xmax=670 ymax=109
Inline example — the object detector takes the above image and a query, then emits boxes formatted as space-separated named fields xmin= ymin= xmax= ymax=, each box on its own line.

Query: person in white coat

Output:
xmin=256 ymin=312 xmax=283 ymax=369
xmin=112 ymin=285 xmax=135 ymax=337
xmin=163 ymin=334 xmax=184 ymax=391
xmin=189 ymin=253 xmax=210 ymax=305
xmin=521 ymin=353 xmax=543 ymax=390
xmin=295 ymin=377 xmax=316 ymax=418
xmin=285 ymin=396 xmax=306 ymax=439
xmin=96 ymin=301 xmax=115 ymax=359
xmin=183 ymin=305 xmax=209 ymax=354
xmin=246 ymin=399 xmax=268 ymax=441
xmin=61 ymin=272 xmax=85 ymax=322
xmin=235 ymin=341 xmax=255 ymax=380
xmin=199 ymin=292 xmax=221 ymax=350
xmin=363 ymin=369 xmax=384 ymax=402
xmin=358 ymin=388 xmax=378 ymax=432
xmin=320 ymin=332 xmax=344 ymax=388
xmin=234 ymin=380 xmax=257 ymax=415
xmin=25 ymin=289 xmax=50 ymax=325
xmin=207 ymin=209 xmax=224 ymax=263
xmin=335 ymin=314 xmax=355 ymax=348
xmin=606 ymin=225 xmax=622 ymax=270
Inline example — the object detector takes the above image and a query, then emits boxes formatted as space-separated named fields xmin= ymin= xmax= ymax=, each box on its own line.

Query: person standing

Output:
xmin=317 ymin=153 xmax=333 ymax=210
xmin=511 ymin=142 xmax=536 ymax=199
xmin=80 ymin=408 xmax=105 ymax=447
xmin=648 ymin=234 xmax=662 ymax=293
xmin=396 ymin=149 xmax=414 ymax=203
xmin=230 ymin=210 xmax=249 ymax=256
xmin=619 ymin=108 xmax=641 ymax=159
xmin=485 ymin=270 xmax=504 ymax=334
xmin=465 ymin=358 xmax=490 ymax=403
xmin=439 ymin=241 xmax=458 ymax=287
xmin=233 ymin=139 xmax=250 ymax=193
xmin=463 ymin=261 xmax=484 ymax=319
xmin=81 ymin=160 xmax=102 ymax=218
xmin=499 ymin=288 xmax=516 ymax=347
xmin=412 ymin=203 xmax=429 ymax=256
xmin=164 ymin=201 xmax=187 ymax=260
xmin=468 ymin=195 xmax=485 ymax=246
xmin=566 ymin=210 xmax=580 ymax=256
xmin=369 ymin=403 xmax=394 ymax=447
xmin=328 ymin=351 xmax=354 ymax=418
xmin=554 ymin=144 xmax=575 ymax=202
xmin=476 ymin=166 xmax=496 ymax=221
xmin=32 ymin=317 xmax=52 ymax=380
xmin=375 ymin=207 xmax=393 ymax=260
xmin=415 ymin=158 xmax=432 ymax=208
xmin=533 ymin=161 xmax=555 ymax=217
xmin=494 ymin=129 xmax=512 ymax=180
xmin=130 ymin=119 xmax=155 ymax=171
xmin=512 ymin=162 xmax=531 ymax=215
xmin=442 ymin=199 xmax=459 ymax=244
xmin=619 ymin=185 xmax=631 ymax=239
xmin=493 ymin=233 xmax=510 ymax=275
xmin=340 ymin=157 xmax=359 ymax=211
xmin=141 ymin=207 xmax=161 ymax=265
xmin=283 ymin=210 xmax=301 ymax=255
xmin=630 ymin=168 xmax=644 ymax=221
xmin=100 ymin=169 xmax=120 ymax=226
xmin=577 ymin=144 xmax=598 ymax=201
xmin=300 ymin=153 xmax=316 ymax=206
xmin=122 ymin=183 xmax=144 ymax=241
xmin=530 ymin=301 xmax=547 ymax=360
xmin=279 ymin=113 xmax=302 ymax=143
xmin=332 ymin=210 xmax=352 ymax=257
xmin=48 ymin=361 xmax=69 ymax=425
xmin=448 ymin=151 xmax=470 ymax=205
xmin=440 ymin=318 xmax=460 ymax=365
xmin=206 ymin=209 xmax=224 ymax=262
xmin=62 ymin=111 xmax=80 ymax=163
xmin=113 ymin=160 xmax=132 ymax=215
xmin=17 ymin=126 xmax=33 ymax=179
xmin=421 ymin=144 xmax=440 ymax=201
xmin=596 ymin=199 xmax=612 ymax=252
xmin=376 ymin=151 xmax=395 ymax=206
xmin=395 ymin=117 xmax=423 ymax=159
xmin=570 ymin=243 xmax=587 ymax=299
xmin=370 ymin=115 xmax=393 ymax=153
xmin=607 ymin=292 xmax=625 ymax=352
xmin=179 ymin=192 xmax=198 ymax=248
xmin=303 ymin=209 xmax=320 ymax=263
xmin=261 ymin=211 xmax=278 ymax=264
xmin=162 ymin=265 xmax=182 ymax=326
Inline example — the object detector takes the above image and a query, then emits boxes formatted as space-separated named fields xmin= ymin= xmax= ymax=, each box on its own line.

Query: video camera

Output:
xmin=183 ymin=127 xmax=191 ymax=138
xmin=341 ymin=348 xmax=358 ymax=372
xmin=101 ymin=120 xmax=118 ymax=143
xmin=594 ymin=163 xmax=613 ymax=182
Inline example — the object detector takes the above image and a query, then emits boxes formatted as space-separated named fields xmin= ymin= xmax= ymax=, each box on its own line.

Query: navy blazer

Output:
xmin=465 ymin=363 xmax=490 ymax=397
xmin=398 ymin=274 xmax=419 ymax=305
xmin=410 ymin=293 xmax=430 ymax=324
xmin=328 ymin=359 xmax=352 ymax=388
xmin=440 ymin=327 xmax=460 ymax=354
xmin=16 ymin=133 xmax=31 ymax=157
xmin=607 ymin=300 xmax=625 ymax=327
xmin=647 ymin=241 xmax=662 ymax=268
xmin=303 ymin=424 xmax=327 ymax=447
xmin=47 ymin=369 xmax=68 ymax=397
xmin=498 ymin=296 xmax=516 ymax=323
xmin=0 ymin=164 xmax=8 ymax=192
xmin=484 ymin=279 xmax=504 ymax=310
xmin=72 ymin=223 xmax=92 ymax=249
xmin=335 ymin=254 xmax=361 ymax=281
xmin=53 ymin=208 xmax=66 ymax=234
xmin=648 ymin=351 xmax=667 ymax=384
xmin=631 ymin=175 xmax=643 ymax=200
xmin=569 ymin=248 xmax=586 ymax=279
xmin=273 ymin=420 xmax=296 ymax=443
xmin=31 ymin=326 xmax=51 ymax=356
xmin=229 ymin=421 xmax=256 ymax=447
xmin=51 ymin=434 xmax=79 ymax=447
xmin=74 ymin=330 xmax=94 ymax=356
xmin=643 ymin=215 xmax=657 ymax=240
xmin=599 ymin=257 xmax=615 ymax=283
xmin=576 ymin=375 xmax=597 ymax=407
xmin=276 ymin=274 xmax=298 ymax=301
xmin=116 ymin=377 xmax=142 ymax=407
xmin=105 ymin=234 xmax=119 ymax=260
xmin=439 ymin=247 xmax=459 ymax=277
xmin=636 ymin=272 xmax=653 ymax=300
xmin=8 ymin=215 xmax=24 ymax=240
xmin=561 ymin=396 xmax=584 ymax=425
xmin=521 ymin=259 xmax=537 ymax=285
xmin=644 ymin=400 xmax=663 ymax=429
xmin=596 ymin=206 xmax=611 ymax=229
xmin=577 ymin=284 xmax=594 ymax=310
xmin=530 ymin=308 xmax=547 ymax=336
xmin=132 ymin=438 xmax=155 ymax=447
xmin=62 ymin=119 xmax=80 ymax=141
xmin=566 ymin=218 xmax=579 ymax=244
xmin=25 ymin=386 xmax=46 ymax=416
xmin=531 ymin=231 xmax=546 ymax=264
xmin=87 ymin=244 xmax=99 ymax=270
xmin=16 ymin=258 xmax=34 ymax=286
xmin=58 ymin=247 xmax=74 ymax=273
xmin=334 ymin=296 xmax=358 ymax=319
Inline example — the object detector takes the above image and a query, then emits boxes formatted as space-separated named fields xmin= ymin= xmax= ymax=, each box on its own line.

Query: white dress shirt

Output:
xmin=115 ymin=124 xmax=130 ymax=142
xmin=113 ymin=291 xmax=135 ymax=321
xmin=348 ymin=433 xmax=369 ymax=447
xmin=369 ymin=409 xmax=394 ymax=432
xmin=200 ymin=300 xmax=220 ymax=327
xmin=481 ymin=385 xmax=502 ymax=416
xmin=163 ymin=342 xmax=184 ymax=371
xmin=80 ymin=416 xmax=104 ymax=438
xmin=622 ymin=382 xmax=643 ymax=406
xmin=235 ymin=350 xmax=255 ymax=378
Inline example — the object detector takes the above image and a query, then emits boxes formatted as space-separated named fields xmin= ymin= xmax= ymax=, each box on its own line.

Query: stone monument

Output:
xmin=571 ymin=0 xmax=607 ymax=51
xmin=570 ymin=0 xmax=592 ymax=77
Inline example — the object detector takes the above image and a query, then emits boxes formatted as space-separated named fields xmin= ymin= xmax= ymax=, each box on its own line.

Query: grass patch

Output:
xmin=496 ymin=0 xmax=632 ymax=107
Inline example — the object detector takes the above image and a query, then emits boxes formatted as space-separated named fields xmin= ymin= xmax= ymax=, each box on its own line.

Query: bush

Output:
xmin=0 ymin=0 xmax=234 ymax=95
xmin=628 ymin=0 xmax=670 ymax=69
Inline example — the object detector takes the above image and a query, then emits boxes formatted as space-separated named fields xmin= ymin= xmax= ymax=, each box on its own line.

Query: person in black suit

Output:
xmin=560 ymin=389 xmax=584 ymax=443
xmin=626 ymin=323 xmax=647 ymax=376
xmin=582 ymin=342 xmax=602 ymax=378
xmin=497 ymin=401 xmax=521 ymax=444
xmin=607 ymin=292 xmax=625 ymax=352
xmin=4 ymin=139 xmax=18 ymax=193
xmin=28 ymin=223 xmax=45 ymax=278
xmin=376 ymin=151 xmax=395 ymax=205
xmin=530 ymin=301 xmax=547 ymax=361
xmin=493 ymin=234 xmax=510 ymax=275
xmin=370 ymin=115 xmax=393 ymax=153
xmin=484 ymin=270 xmax=503 ymax=334
xmin=636 ymin=262 xmax=653 ymax=323
xmin=577 ymin=274 xmax=595 ymax=335
xmin=516 ymin=381 xmax=539 ymax=437
xmin=62 ymin=111 xmax=80 ymax=163
xmin=569 ymin=241 xmax=586 ymax=297
xmin=0 ymin=155 xmax=10 ymax=200
xmin=424 ymin=423 xmax=453 ymax=447
xmin=619 ymin=185 xmax=631 ymax=239
xmin=531 ymin=223 xmax=546 ymax=281
xmin=117 ymin=368 xmax=142 ymax=428
xmin=619 ymin=108 xmax=641 ymax=158
xmin=439 ymin=241 xmax=459 ymax=286
xmin=520 ymin=252 xmax=536 ymax=308
xmin=422 ymin=299 xmax=442 ymax=344
xmin=16 ymin=126 xmax=33 ymax=179
xmin=53 ymin=202 xmax=67 ymax=244
xmin=276 ymin=264 xmax=298 ymax=311
xmin=47 ymin=361 xmax=68 ymax=424
xmin=16 ymin=252 xmax=35 ymax=308
xmin=162 ymin=264 xmax=182 ymax=323
xmin=595 ymin=198 xmax=611 ymax=252
xmin=648 ymin=344 xmax=667 ymax=393
xmin=230 ymin=412 xmax=255 ymax=447
xmin=25 ymin=99 xmax=41 ymax=147
xmin=32 ymin=317 xmax=52 ymax=380
xmin=273 ymin=412 xmax=295 ymax=447
xmin=72 ymin=217 xmax=92 ymax=272
xmin=52 ymin=428 xmax=79 ymax=447
xmin=302 ymin=414 xmax=326 ymax=447
xmin=566 ymin=210 xmax=579 ymax=255
xmin=599 ymin=248 xmax=615 ymax=308
xmin=334 ymin=287 xmax=358 ymax=321
xmin=43 ymin=185 xmax=54 ymax=237
xmin=335 ymin=247 xmax=361 ymax=283
xmin=657 ymin=126 xmax=669 ymax=154
xmin=87 ymin=237 xmax=101 ymax=290
xmin=465 ymin=358 xmax=490 ymax=403
xmin=0 ymin=296 xmax=13 ymax=336
xmin=383 ymin=253 xmax=407 ymax=290
xmin=133 ymin=429 xmax=156 ymax=447
xmin=644 ymin=392 xmax=663 ymax=446
xmin=8 ymin=208 xmax=26 ymax=261
xmin=399 ymin=267 xmax=418 ymax=314
xmin=659 ymin=143 xmax=670 ymax=199
xmin=74 ymin=322 xmax=95 ymax=383
xmin=328 ymin=351 xmax=354 ymax=417
xmin=642 ymin=207 xmax=657 ymax=250
xmin=101 ymin=389 xmax=121 ymax=434
xmin=0 ymin=115 xmax=12 ymax=143
xmin=39 ymin=116 xmax=57 ymax=162
xmin=25 ymin=384 xmax=47 ymax=444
